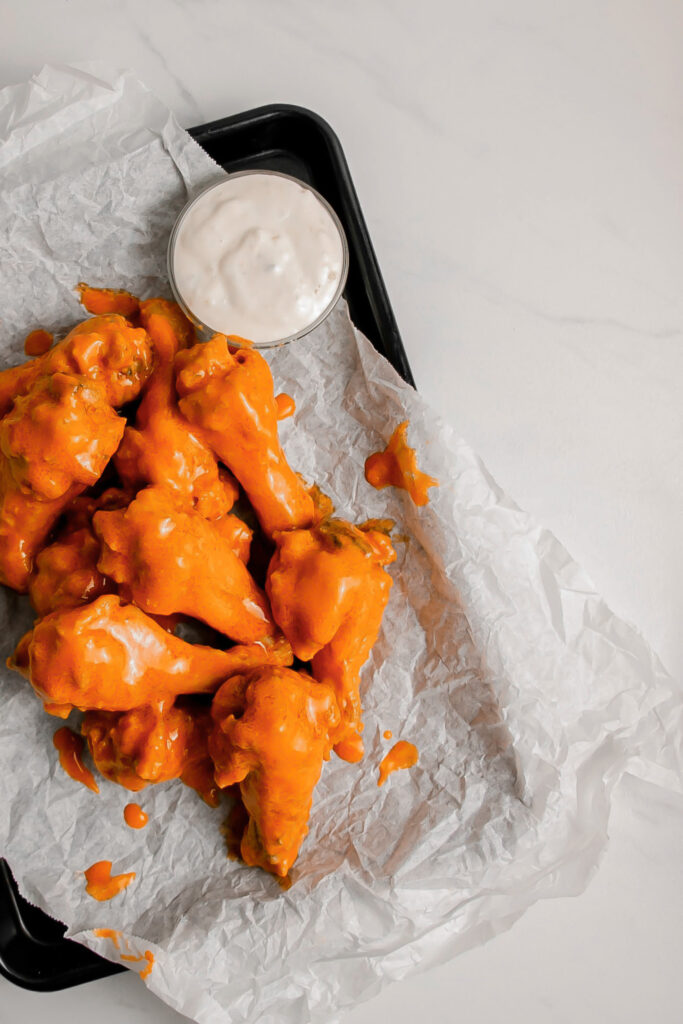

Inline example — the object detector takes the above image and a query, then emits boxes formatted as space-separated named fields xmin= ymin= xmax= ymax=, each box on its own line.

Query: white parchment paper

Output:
xmin=0 ymin=65 xmax=681 ymax=1024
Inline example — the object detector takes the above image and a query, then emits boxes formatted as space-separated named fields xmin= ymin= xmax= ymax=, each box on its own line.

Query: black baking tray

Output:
xmin=0 ymin=102 xmax=414 ymax=993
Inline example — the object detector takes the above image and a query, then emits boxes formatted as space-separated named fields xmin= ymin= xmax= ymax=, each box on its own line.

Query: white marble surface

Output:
xmin=1 ymin=1 xmax=681 ymax=1022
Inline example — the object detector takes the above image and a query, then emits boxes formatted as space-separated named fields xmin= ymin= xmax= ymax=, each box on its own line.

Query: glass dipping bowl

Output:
xmin=167 ymin=170 xmax=349 ymax=349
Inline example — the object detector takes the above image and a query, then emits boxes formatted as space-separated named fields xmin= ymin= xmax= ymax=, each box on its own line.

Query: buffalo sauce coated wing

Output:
xmin=209 ymin=667 xmax=340 ymax=877
xmin=93 ymin=485 xmax=274 ymax=643
xmin=13 ymin=594 xmax=293 ymax=716
xmin=0 ymin=375 xmax=126 ymax=591
xmin=28 ymin=489 xmax=130 ymax=617
xmin=0 ymin=314 xmax=153 ymax=417
xmin=82 ymin=703 xmax=218 ymax=805
xmin=266 ymin=519 xmax=395 ymax=762
xmin=114 ymin=299 xmax=238 ymax=519
xmin=30 ymin=527 xmax=113 ymax=617
xmin=175 ymin=336 xmax=315 ymax=537
xmin=0 ymin=373 xmax=124 ymax=499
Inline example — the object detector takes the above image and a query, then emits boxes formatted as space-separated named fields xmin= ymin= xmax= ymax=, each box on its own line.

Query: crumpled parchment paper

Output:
xmin=0 ymin=64 xmax=681 ymax=1024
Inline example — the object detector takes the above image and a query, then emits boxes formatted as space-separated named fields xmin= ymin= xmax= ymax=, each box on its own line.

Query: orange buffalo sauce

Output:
xmin=383 ymin=730 xmax=393 ymax=740
xmin=377 ymin=740 xmax=418 ymax=786
xmin=121 ymin=949 xmax=155 ymax=978
xmin=332 ymin=734 xmax=364 ymax=764
xmin=24 ymin=329 xmax=53 ymax=356
xmin=123 ymin=803 xmax=149 ymax=829
xmin=275 ymin=393 xmax=296 ymax=420
xmin=77 ymin=283 xmax=140 ymax=318
xmin=53 ymin=727 xmax=99 ymax=793
xmin=93 ymin=927 xmax=121 ymax=949
xmin=94 ymin=928 xmax=154 ymax=979
xmin=139 ymin=951 xmax=155 ymax=979
xmin=84 ymin=861 xmax=135 ymax=901
xmin=365 ymin=421 xmax=438 ymax=506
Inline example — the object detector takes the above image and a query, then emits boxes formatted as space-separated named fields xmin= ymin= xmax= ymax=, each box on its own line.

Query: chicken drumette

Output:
xmin=114 ymin=299 xmax=238 ymax=519
xmin=82 ymin=702 xmax=218 ymax=805
xmin=0 ymin=374 xmax=126 ymax=590
xmin=175 ymin=336 xmax=315 ymax=537
xmin=27 ymin=489 xmax=129 ymax=617
xmin=10 ymin=594 xmax=292 ymax=717
xmin=266 ymin=519 xmax=395 ymax=762
xmin=93 ymin=485 xmax=274 ymax=643
xmin=209 ymin=666 xmax=340 ymax=877
xmin=0 ymin=313 xmax=153 ymax=417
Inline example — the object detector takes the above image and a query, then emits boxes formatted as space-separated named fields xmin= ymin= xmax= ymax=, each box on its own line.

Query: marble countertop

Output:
xmin=1 ymin=1 xmax=681 ymax=1022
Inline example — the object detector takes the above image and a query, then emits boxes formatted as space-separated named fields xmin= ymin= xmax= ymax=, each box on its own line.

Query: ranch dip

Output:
xmin=169 ymin=171 xmax=347 ymax=346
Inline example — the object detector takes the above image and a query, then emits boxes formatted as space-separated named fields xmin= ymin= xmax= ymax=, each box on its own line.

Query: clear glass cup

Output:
xmin=167 ymin=170 xmax=349 ymax=349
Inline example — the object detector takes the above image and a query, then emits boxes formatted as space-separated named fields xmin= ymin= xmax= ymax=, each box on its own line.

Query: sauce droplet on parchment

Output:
xmin=383 ymin=730 xmax=393 ymax=740
xmin=275 ymin=393 xmax=296 ymax=420
xmin=53 ymin=727 xmax=99 ymax=793
xmin=365 ymin=421 xmax=438 ymax=506
xmin=84 ymin=861 xmax=135 ymax=901
xmin=124 ymin=803 xmax=149 ymax=829
xmin=378 ymin=741 xmax=419 ymax=786
xmin=24 ymin=329 xmax=53 ymax=356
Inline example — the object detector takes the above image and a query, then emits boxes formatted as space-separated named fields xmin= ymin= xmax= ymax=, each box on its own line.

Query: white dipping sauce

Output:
xmin=171 ymin=172 xmax=346 ymax=344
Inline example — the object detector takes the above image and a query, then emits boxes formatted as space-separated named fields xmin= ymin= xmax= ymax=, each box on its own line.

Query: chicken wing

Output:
xmin=114 ymin=299 xmax=238 ymax=519
xmin=82 ymin=703 xmax=218 ymax=805
xmin=175 ymin=336 xmax=315 ymax=536
xmin=209 ymin=666 xmax=340 ymax=877
xmin=0 ymin=313 xmax=153 ymax=417
xmin=93 ymin=486 xmax=274 ymax=643
xmin=12 ymin=594 xmax=293 ymax=716
xmin=0 ymin=374 xmax=125 ymax=590
xmin=29 ymin=527 xmax=113 ymax=618
xmin=1 ymin=373 xmax=124 ymax=499
xmin=28 ymin=489 xmax=129 ymax=617
xmin=266 ymin=518 xmax=395 ymax=762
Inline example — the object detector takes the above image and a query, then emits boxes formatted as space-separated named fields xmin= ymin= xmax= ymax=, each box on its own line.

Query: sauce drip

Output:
xmin=365 ymin=421 xmax=438 ymax=506
xmin=139 ymin=951 xmax=155 ymax=979
xmin=24 ymin=329 xmax=53 ymax=356
xmin=332 ymin=734 xmax=364 ymax=764
xmin=377 ymin=740 xmax=418 ymax=786
xmin=84 ymin=860 xmax=135 ymax=901
xmin=93 ymin=927 xmax=121 ymax=949
xmin=383 ymin=730 xmax=393 ymax=740
xmin=53 ymin=726 xmax=99 ymax=793
xmin=275 ymin=393 xmax=296 ymax=420
xmin=94 ymin=928 xmax=154 ymax=979
xmin=121 ymin=950 xmax=155 ymax=978
xmin=77 ymin=283 xmax=140 ymax=318
xmin=181 ymin=758 xmax=221 ymax=808
xmin=124 ymin=803 xmax=149 ymax=829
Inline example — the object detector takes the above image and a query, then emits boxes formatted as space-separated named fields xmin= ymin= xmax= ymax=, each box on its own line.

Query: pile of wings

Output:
xmin=0 ymin=289 xmax=396 ymax=878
